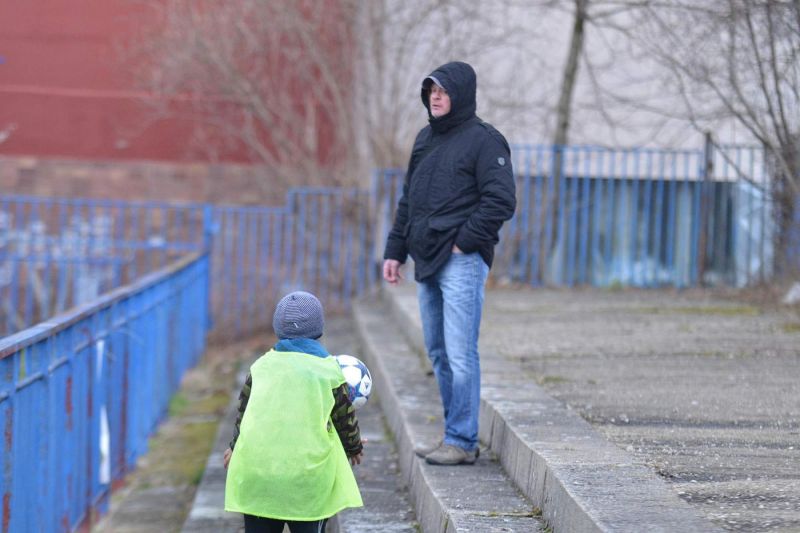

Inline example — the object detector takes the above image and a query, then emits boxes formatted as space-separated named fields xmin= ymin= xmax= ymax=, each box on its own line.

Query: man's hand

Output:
xmin=383 ymin=259 xmax=403 ymax=284
xmin=223 ymin=447 xmax=232 ymax=469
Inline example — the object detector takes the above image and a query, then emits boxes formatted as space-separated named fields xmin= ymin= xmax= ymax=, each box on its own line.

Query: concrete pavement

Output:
xmin=474 ymin=286 xmax=800 ymax=532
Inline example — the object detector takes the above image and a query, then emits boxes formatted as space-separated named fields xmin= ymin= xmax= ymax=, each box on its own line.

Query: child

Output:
xmin=224 ymin=291 xmax=364 ymax=533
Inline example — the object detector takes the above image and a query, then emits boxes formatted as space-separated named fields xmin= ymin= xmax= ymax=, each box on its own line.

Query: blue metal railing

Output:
xmin=0 ymin=252 xmax=209 ymax=532
xmin=0 ymin=196 xmax=209 ymax=336
xmin=372 ymin=143 xmax=780 ymax=289
xmin=1 ymin=141 xmax=792 ymax=341
xmin=494 ymin=143 xmax=778 ymax=287
xmin=208 ymin=187 xmax=376 ymax=336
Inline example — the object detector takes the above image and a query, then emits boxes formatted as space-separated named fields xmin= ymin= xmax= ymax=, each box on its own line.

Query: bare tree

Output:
xmin=553 ymin=0 xmax=589 ymax=148
xmin=123 ymin=0 xmax=547 ymax=191
xmin=124 ymin=0 xmax=360 ymax=193
xmin=632 ymin=0 xmax=800 ymax=274
xmin=533 ymin=0 xmax=687 ymax=148
xmin=352 ymin=0 xmax=540 ymax=169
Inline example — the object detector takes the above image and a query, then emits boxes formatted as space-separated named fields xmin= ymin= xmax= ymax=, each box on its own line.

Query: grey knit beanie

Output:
xmin=272 ymin=291 xmax=324 ymax=340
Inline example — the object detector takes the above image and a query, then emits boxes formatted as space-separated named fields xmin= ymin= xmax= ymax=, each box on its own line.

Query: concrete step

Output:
xmin=329 ymin=396 xmax=419 ymax=533
xmin=181 ymin=370 xmax=247 ymax=533
xmin=353 ymin=297 xmax=547 ymax=533
xmin=325 ymin=318 xmax=419 ymax=533
xmin=380 ymin=285 xmax=723 ymax=533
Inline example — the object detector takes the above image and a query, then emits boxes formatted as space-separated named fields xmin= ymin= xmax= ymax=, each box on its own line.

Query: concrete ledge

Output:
xmin=353 ymin=295 xmax=545 ymax=532
xmin=181 ymin=370 xmax=247 ymax=533
xmin=381 ymin=284 xmax=723 ymax=533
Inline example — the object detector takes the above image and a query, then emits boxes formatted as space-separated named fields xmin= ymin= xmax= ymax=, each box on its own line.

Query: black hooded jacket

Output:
xmin=383 ymin=61 xmax=516 ymax=281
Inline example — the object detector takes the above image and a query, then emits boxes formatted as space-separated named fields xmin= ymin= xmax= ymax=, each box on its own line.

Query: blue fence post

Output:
xmin=590 ymin=147 xmax=605 ymax=286
xmin=620 ymin=150 xmax=631 ymax=284
xmin=554 ymin=145 xmax=566 ymax=285
xmin=605 ymin=151 xmax=616 ymax=284
xmin=203 ymin=205 xmax=215 ymax=332
xmin=247 ymin=210 xmax=258 ymax=325
xmin=517 ymin=148 xmax=532 ymax=282
xmin=642 ymin=149 xmax=654 ymax=286
xmin=653 ymin=152 xmax=666 ymax=286
xmin=736 ymin=147 xmax=747 ymax=284
xmin=696 ymin=132 xmax=715 ymax=285
xmin=332 ymin=190 xmax=344 ymax=308
xmin=356 ymin=190 xmax=367 ymax=297
xmin=630 ymin=150 xmax=641 ymax=285
xmin=755 ymin=148 xmax=767 ymax=283
xmin=530 ymin=145 xmax=544 ymax=285
xmin=791 ymin=196 xmax=800 ymax=274
xmin=566 ymin=147 xmax=578 ymax=286
xmin=578 ymin=147 xmax=591 ymax=284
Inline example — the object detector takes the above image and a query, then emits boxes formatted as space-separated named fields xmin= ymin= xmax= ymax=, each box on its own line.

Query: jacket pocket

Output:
xmin=428 ymin=216 xmax=454 ymax=231
xmin=408 ymin=221 xmax=457 ymax=260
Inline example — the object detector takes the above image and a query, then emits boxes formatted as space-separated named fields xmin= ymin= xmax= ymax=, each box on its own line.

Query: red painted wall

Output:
xmin=0 ymin=1 xmax=351 ymax=164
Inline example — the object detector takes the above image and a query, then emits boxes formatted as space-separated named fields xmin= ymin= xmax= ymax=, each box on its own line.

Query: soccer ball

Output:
xmin=334 ymin=354 xmax=372 ymax=410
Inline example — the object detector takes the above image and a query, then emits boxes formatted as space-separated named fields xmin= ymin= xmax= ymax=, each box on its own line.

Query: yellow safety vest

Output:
xmin=225 ymin=350 xmax=363 ymax=520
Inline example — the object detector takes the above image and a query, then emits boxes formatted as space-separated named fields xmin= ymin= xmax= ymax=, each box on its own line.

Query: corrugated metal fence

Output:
xmin=498 ymin=142 xmax=778 ymax=288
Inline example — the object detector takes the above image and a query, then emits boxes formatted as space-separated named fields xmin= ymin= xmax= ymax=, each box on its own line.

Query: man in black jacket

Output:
xmin=382 ymin=61 xmax=516 ymax=465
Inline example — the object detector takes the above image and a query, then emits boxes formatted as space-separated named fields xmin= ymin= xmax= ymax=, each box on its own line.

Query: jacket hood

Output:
xmin=421 ymin=61 xmax=477 ymax=133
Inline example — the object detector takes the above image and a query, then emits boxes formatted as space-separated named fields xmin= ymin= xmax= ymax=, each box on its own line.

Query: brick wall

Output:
xmin=0 ymin=156 xmax=286 ymax=206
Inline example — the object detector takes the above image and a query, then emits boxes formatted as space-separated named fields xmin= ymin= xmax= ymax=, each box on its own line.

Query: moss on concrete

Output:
xmin=637 ymin=305 xmax=760 ymax=316
xmin=142 ymin=420 xmax=218 ymax=486
xmin=93 ymin=335 xmax=268 ymax=533
xmin=538 ymin=375 xmax=570 ymax=385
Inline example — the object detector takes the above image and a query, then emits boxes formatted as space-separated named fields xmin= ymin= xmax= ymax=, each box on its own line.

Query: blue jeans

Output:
xmin=417 ymin=252 xmax=489 ymax=451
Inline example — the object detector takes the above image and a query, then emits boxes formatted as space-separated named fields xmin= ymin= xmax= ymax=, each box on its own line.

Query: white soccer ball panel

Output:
xmin=336 ymin=354 xmax=361 ymax=367
xmin=341 ymin=365 xmax=363 ymax=387
xmin=352 ymin=395 xmax=367 ymax=409
xmin=359 ymin=375 xmax=372 ymax=396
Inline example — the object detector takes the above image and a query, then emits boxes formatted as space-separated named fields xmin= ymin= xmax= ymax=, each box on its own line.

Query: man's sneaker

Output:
xmin=424 ymin=444 xmax=479 ymax=465
xmin=413 ymin=438 xmax=443 ymax=458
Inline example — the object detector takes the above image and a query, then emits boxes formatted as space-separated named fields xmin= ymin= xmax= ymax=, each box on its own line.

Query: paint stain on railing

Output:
xmin=2 ymin=492 xmax=10 ymax=533
xmin=119 ymin=348 xmax=129 ymax=474
xmin=3 ymin=407 xmax=10 ymax=449
xmin=65 ymin=376 xmax=73 ymax=431
xmin=3 ymin=406 xmax=10 ymax=533
xmin=18 ymin=350 xmax=25 ymax=380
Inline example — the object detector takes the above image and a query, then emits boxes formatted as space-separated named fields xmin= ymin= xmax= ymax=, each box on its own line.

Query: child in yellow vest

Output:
xmin=224 ymin=291 xmax=363 ymax=533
